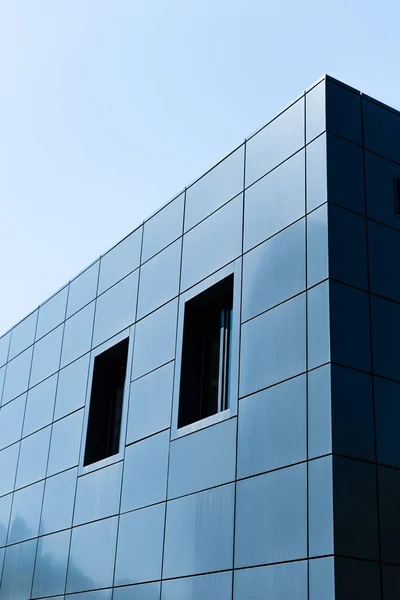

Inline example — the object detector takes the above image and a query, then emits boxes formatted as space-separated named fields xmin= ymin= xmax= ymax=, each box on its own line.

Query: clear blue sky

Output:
xmin=1 ymin=0 xmax=399 ymax=334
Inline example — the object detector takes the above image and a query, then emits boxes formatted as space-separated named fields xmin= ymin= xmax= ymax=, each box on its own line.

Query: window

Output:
xmin=178 ymin=275 xmax=233 ymax=428
xmin=84 ymin=338 xmax=129 ymax=466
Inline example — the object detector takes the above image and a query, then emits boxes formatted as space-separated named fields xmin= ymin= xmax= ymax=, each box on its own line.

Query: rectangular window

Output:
xmin=178 ymin=275 xmax=233 ymax=428
xmin=84 ymin=338 xmax=129 ymax=466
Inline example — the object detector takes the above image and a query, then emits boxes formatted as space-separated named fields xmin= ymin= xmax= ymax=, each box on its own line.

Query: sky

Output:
xmin=1 ymin=0 xmax=400 ymax=334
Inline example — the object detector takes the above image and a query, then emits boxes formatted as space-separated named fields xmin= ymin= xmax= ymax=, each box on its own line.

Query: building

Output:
xmin=0 ymin=75 xmax=399 ymax=599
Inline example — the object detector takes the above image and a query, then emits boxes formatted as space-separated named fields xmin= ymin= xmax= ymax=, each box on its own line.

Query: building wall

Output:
xmin=0 ymin=76 xmax=398 ymax=599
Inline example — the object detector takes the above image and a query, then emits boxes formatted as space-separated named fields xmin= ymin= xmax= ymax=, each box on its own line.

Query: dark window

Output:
xmin=178 ymin=275 xmax=233 ymax=428
xmin=84 ymin=338 xmax=129 ymax=466
xmin=395 ymin=176 xmax=400 ymax=217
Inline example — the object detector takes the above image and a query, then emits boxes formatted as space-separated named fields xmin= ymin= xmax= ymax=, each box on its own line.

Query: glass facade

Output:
xmin=0 ymin=75 xmax=398 ymax=599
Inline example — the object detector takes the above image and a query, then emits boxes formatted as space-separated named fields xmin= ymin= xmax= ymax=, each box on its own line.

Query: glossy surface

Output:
xmin=240 ymin=293 xmax=306 ymax=397
xmin=8 ymin=311 xmax=37 ymax=360
xmin=306 ymin=134 xmax=327 ymax=212
xmin=306 ymin=80 xmax=325 ymax=143
xmin=307 ymin=203 xmax=328 ymax=287
xmin=2 ymin=346 xmax=33 ymax=405
xmin=98 ymin=227 xmax=142 ymax=295
xmin=40 ymin=468 xmax=77 ymax=535
xmin=121 ymin=431 xmax=169 ymax=511
xmin=326 ymin=78 xmax=362 ymax=144
xmin=163 ymin=484 xmax=234 ymax=578
xmin=23 ymin=374 xmax=57 ymax=436
xmin=114 ymin=582 xmax=161 ymax=600
xmin=0 ymin=393 xmax=26 ymax=449
xmin=32 ymin=529 xmax=70 ymax=596
xmin=132 ymin=299 xmax=178 ymax=379
xmin=0 ymin=443 xmax=20 ymax=497
xmin=115 ymin=504 xmax=165 ymax=585
xmin=244 ymin=150 xmax=305 ymax=251
xmin=185 ymin=145 xmax=244 ymax=231
xmin=242 ymin=218 xmax=305 ymax=321
xmin=308 ymin=365 xmax=332 ymax=459
xmin=369 ymin=220 xmax=400 ymax=303
xmin=36 ymin=286 xmax=68 ymax=340
xmin=55 ymin=353 xmax=90 ymax=419
xmin=181 ymin=195 xmax=242 ymax=292
xmin=327 ymin=132 xmax=365 ymax=214
xmin=235 ymin=464 xmax=307 ymax=566
xmin=0 ymin=493 xmax=12 ymax=547
xmin=16 ymin=425 xmax=51 ymax=488
xmin=127 ymin=362 xmax=174 ymax=443
xmin=67 ymin=261 xmax=99 ymax=318
xmin=163 ymin=572 xmax=232 ymax=600
xmin=142 ymin=193 xmax=184 ymax=262
xmin=0 ymin=539 xmax=37 ymax=600
xmin=92 ymin=270 xmax=138 ymax=347
xmin=0 ymin=332 xmax=10 ymax=367
xmin=363 ymin=96 xmax=400 ymax=163
xmin=371 ymin=295 xmax=400 ymax=381
xmin=74 ymin=461 xmax=122 ymax=525
xmin=307 ymin=281 xmax=330 ymax=369
xmin=168 ymin=418 xmax=236 ymax=499
xmin=308 ymin=456 xmax=334 ymax=556
xmin=245 ymin=98 xmax=304 ymax=187
xmin=309 ymin=557 xmax=335 ymax=600
xmin=378 ymin=466 xmax=400 ymax=564
xmin=234 ymin=561 xmax=307 ymax=600
xmin=238 ymin=375 xmax=306 ymax=478
xmin=66 ymin=517 xmax=118 ymax=593
xmin=61 ymin=302 xmax=95 ymax=367
xmin=137 ymin=239 xmax=181 ymax=319
xmin=364 ymin=150 xmax=400 ymax=231
xmin=8 ymin=480 xmax=44 ymax=544
xmin=47 ymin=410 xmax=84 ymax=476
xmin=375 ymin=377 xmax=400 ymax=468
xmin=30 ymin=324 xmax=63 ymax=387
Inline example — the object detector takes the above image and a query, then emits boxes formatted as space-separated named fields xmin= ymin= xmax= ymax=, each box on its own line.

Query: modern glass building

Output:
xmin=0 ymin=74 xmax=399 ymax=599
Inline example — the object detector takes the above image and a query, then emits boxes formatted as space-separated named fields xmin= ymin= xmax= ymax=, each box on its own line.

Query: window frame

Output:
xmin=78 ymin=327 xmax=134 ymax=475
xmin=171 ymin=260 xmax=241 ymax=440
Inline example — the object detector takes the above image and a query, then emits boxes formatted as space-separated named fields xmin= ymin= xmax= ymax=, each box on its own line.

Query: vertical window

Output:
xmin=84 ymin=338 xmax=129 ymax=466
xmin=178 ymin=275 xmax=233 ymax=428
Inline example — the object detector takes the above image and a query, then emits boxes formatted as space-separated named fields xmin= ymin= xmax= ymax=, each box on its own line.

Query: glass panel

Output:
xmin=121 ymin=431 xmax=169 ymax=512
xmin=306 ymin=134 xmax=327 ymax=213
xmin=378 ymin=466 xmax=400 ymax=564
xmin=369 ymin=220 xmax=400 ymax=303
xmin=0 ymin=394 xmax=26 ymax=450
xmin=36 ymin=286 xmax=68 ymax=340
xmin=242 ymin=219 xmax=305 ymax=321
xmin=142 ymin=192 xmax=184 ymax=262
xmin=180 ymin=196 xmax=242 ymax=292
xmin=132 ymin=300 xmax=178 ymax=380
xmin=55 ymin=354 xmax=90 ymax=420
xmin=375 ymin=377 xmax=400 ymax=468
xmin=61 ymin=302 xmax=95 ymax=368
xmin=308 ymin=365 xmax=332 ymax=459
xmin=74 ymin=462 xmax=122 ymax=526
xmin=333 ymin=456 xmax=379 ymax=560
xmin=240 ymin=294 xmax=306 ymax=398
xmin=32 ymin=529 xmax=70 ymax=597
xmin=0 ymin=539 xmax=37 ymax=600
xmin=47 ymin=410 xmax=84 ymax=476
xmin=92 ymin=271 xmax=138 ymax=348
xmin=8 ymin=480 xmax=44 ymax=544
xmin=15 ymin=426 xmax=51 ymax=489
xmin=23 ymin=374 xmax=57 ymax=436
xmin=307 ymin=203 xmax=328 ymax=288
xmin=114 ymin=582 xmax=161 ymax=600
xmin=8 ymin=311 xmax=37 ymax=360
xmin=163 ymin=484 xmax=234 ymax=578
xmin=30 ymin=325 xmax=64 ymax=388
xmin=306 ymin=79 xmax=326 ymax=143
xmin=235 ymin=464 xmax=307 ymax=567
xmin=168 ymin=418 xmax=236 ymax=499
xmin=244 ymin=150 xmax=305 ymax=252
xmin=0 ymin=493 xmax=12 ymax=547
xmin=40 ymin=468 xmax=77 ymax=535
xmin=308 ymin=456 xmax=334 ymax=557
xmin=66 ymin=517 xmax=118 ymax=593
xmin=114 ymin=504 xmax=165 ymax=585
xmin=0 ymin=443 xmax=19 ymax=497
xmin=67 ymin=261 xmax=99 ymax=318
xmin=382 ymin=564 xmax=400 ymax=600
xmin=329 ymin=204 xmax=368 ymax=290
xmin=185 ymin=145 xmax=244 ymax=231
xmin=98 ymin=227 xmax=142 ymax=295
xmin=363 ymin=96 xmax=400 ymax=163
xmin=326 ymin=79 xmax=362 ymax=144
xmin=335 ymin=557 xmax=381 ymax=600
xmin=237 ymin=376 xmax=306 ymax=479
xmin=327 ymin=133 xmax=365 ymax=214
xmin=246 ymin=98 xmax=304 ymax=187
xmin=234 ymin=561 xmax=307 ymax=600
xmin=127 ymin=362 xmax=174 ymax=443
xmin=2 ymin=346 xmax=33 ymax=406
xmin=307 ymin=281 xmax=330 ymax=370
xmin=330 ymin=282 xmax=371 ymax=373
xmin=162 ymin=572 xmax=232 ymax=600
xmin=137 ymin=239 xmax=181 ymax=319
xmin=0 ymin=332 xmax=10 ymax=367
xmin=309 ymin=557 xmax=335 ymax=600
